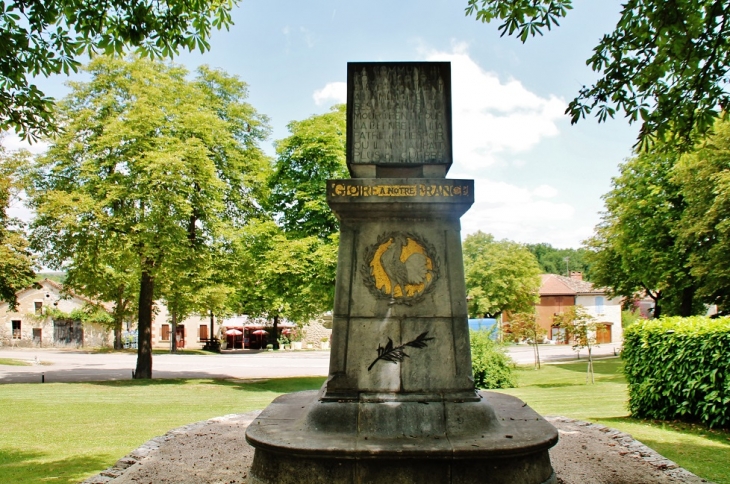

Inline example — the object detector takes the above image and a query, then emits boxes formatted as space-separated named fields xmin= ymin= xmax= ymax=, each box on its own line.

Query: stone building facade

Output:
xmin=0 ymin=279 xmax=112 ymax=348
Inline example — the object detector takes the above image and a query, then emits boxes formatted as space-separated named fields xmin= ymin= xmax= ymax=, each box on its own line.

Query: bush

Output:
xmin=623 ymin=316 xmax=730 ymax=428
xmin=470 ymin=330 xmax=516 ymax=389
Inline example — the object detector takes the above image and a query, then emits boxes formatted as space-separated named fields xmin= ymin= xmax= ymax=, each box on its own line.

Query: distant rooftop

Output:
xmin=539 ymin=273 xmax=605 ymax=296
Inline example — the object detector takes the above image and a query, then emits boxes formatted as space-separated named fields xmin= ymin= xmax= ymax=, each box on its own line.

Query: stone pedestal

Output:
xmin=246 ymin=62 xmax=557 ymax=483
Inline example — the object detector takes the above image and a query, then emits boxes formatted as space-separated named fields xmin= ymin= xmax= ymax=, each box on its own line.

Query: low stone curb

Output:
xmin=545 ymin=416 xmax=709 ymax=483
xmin=83 ymin=413 xmax=709 ymax=484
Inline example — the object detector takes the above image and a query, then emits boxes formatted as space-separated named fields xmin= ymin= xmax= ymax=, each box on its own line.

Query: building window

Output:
xmin=161 ymin=324 xmax=170 ymax=341
xmin=595 ymin=296 xmax=605 ymax=315
xmin=11 ymin=320 xmax=21 ymax=339
xmin=34 ymin=301 xmax=43 ymax=315
xmin=199 ymin=325 xmax=208 ymax=341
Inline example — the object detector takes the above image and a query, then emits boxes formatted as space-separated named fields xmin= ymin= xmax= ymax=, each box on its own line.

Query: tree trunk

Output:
xmin=534 ymin=341 xmax=541 ymax=369
xmin=113 ymin=292 xmax=126 ymax=350
xmin=170 ymin=310 xmax=178 ymax=353
xmin=134 ymin=267 xmax=154 ymax=379
xmin=209 ymin=310 xmax=215 ymax=345
xmin=114 ymin=320 xmax=123 ymax=350
xmin=679 ymin=285 xmax=695 ymax=317
xmin=645 ymin=287 xmax=662 ymax=319
xmin=586 ymin=346 xmax=594 ymax=384
xmin=273 ymin=314 xmax=279 ymax=350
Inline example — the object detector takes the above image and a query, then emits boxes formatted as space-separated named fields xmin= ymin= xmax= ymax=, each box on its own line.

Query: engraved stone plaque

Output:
xmin=347 ymin=62 xmax=452 ymax=174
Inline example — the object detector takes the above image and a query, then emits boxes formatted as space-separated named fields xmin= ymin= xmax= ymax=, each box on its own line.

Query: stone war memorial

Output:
xmin=245 ymin=62 xmax=559 ymax=483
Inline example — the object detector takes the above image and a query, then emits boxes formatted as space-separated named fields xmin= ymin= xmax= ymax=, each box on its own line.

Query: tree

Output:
xmin=268 ymin=104 xmax=348 ymax=240
xmin=463 ymin=231 xmax=541 ymax=319
xmin=465 ymin=0 xmax=730 ymax=151
xmin=553 ymin=305 xmax=598 ymax=383
xmin=1 ymin=0 xmax=240 ymax=142
xmin=0 ymin=142 xmax=35 ymax=309
xmin=28 ymin=56 xmax=270 ymax=378
xmin=525 ymin=243 xmax=591 ymax=278
xmin=233 ymin=106 xmax=347 ymax=346
xmin=675 ymin=120 xmax=730 ymax=312
xmin=232 ymin=219 xmax=338 ymax=348
xmin=506 ymin=311 xmax=546 ymax=369
xmin=584 ymin=149 xmax=702 ymax=318
xmin=62 ymin=261 xmax=138 ymax=350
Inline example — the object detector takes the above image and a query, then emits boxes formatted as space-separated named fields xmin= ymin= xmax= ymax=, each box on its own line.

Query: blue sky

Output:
xmin=7 ymin=0 xmax=639 ymax=248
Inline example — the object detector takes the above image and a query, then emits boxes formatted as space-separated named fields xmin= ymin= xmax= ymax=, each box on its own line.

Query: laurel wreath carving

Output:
xmin=360 ymin=231 xmax=440 ymax=306
xmin=367 ymin=331 xmax=435 ymax=371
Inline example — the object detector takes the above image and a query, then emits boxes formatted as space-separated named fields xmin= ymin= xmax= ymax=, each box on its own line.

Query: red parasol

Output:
xmin=225 ymin=329 xmax=242 ymax=336
xmin=251 ymin=329 xmax=268 ymax=335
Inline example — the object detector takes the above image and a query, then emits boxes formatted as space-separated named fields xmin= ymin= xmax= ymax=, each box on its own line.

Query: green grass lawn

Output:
xmin=0 ymin=358 xmax=32 ymax=366
xmin=0 ymin=359 xmax=728 ymax=483
xmin=0 ymin=377 xmax=326 ymax=483
xmin=499 ymin=358 xmax=730 ymax=484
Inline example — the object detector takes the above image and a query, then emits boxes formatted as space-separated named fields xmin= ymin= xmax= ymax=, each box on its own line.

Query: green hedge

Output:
xmin=470 ymin=330 xmax=515 ymax=389
xmin=622 ymin=316 xmax=730 ymax=428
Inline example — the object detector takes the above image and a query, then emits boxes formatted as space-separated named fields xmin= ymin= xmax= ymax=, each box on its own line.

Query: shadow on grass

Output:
xmin=0 ymin=447 xmax=111 ymax=484
xmin=599 ymin=416 xmax=730 ymax=442
xmin=531 ymin=382 xmax=579 ymax=388
xmin=88 ymin=376 xmax=326 ymax=393
xmin=552 ymin=358 xmax=624 ymax=375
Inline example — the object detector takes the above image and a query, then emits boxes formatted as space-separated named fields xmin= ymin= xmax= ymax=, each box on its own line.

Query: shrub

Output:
xmin=470 ymin=330 xmax=516 ymax=389
xmin=623 ymin=316 xmax=730 ymax=428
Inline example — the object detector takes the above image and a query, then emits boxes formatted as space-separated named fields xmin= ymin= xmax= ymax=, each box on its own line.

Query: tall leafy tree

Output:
xmin=0 ymin=142 xmax=34 ymax=308
xmin=232 ymin=220 xmax=338 ymax=348
xmin=28 ymin=56 xmax=269 ymax=378
xmin=463 ymin=231 xmax=541 ymax=319
xmin=465 ymin=0 xmax=730 ymax=151
xmin=584 ymin=150 xmax=702 ymax=318
xmin=268 ymin=104 xmax=347 ymax=240
xmin=676 ymin=120 xmax=730 ymax=312
xmin=233 ymin=105 xmax=347 ymax=345
xmin=1 ymin=0 xmax=240 ymax=141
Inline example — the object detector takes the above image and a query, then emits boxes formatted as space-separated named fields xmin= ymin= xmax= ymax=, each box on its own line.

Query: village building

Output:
xmin=0 ymin=279 xmax=112 ymax=347
xmin=537 ymin=272 xmax=623 ymax=344
xmin=150 ymin=306 xmax=219 ymax=351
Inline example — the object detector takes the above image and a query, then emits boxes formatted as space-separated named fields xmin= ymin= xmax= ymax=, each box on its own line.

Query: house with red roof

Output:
xmin=537 ymin=272 xmax=623 ymax=344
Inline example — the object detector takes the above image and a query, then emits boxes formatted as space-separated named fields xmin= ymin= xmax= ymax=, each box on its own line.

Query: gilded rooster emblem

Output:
xmin=367 ymin=232 xmax=436 ymax=303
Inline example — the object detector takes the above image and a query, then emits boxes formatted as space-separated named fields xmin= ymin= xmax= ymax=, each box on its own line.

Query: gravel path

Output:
xmin=83 ymin=413 xmax=709 ymax=484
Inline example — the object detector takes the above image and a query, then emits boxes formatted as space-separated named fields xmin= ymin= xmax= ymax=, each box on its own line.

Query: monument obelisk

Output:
xmin=246 ymin=62 xmax=558 ymax=484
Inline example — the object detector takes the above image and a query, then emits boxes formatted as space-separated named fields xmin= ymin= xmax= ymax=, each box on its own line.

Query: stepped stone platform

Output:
xmin=84 ymin=409 xmax=709 ymax=484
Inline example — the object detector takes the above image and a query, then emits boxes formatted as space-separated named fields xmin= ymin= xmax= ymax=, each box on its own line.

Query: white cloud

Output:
xmin=422 ymin=42 xmax=566 ymax=174
xmin=532 ymin=184 xmax=558 ymax=199
xmin=313 ymin=81 xmax=346 ymax=106
xmin=460 ymin=178 xmax=589 ymax=248
xmin=309 ymin=43 xmax=585 ymax=246
xmin=1 ymin=131 xmax=48 ymax=155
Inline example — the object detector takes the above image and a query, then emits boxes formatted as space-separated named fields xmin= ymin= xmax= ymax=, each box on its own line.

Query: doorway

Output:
xmin=175 ymin=325 xmax=185 ymax=349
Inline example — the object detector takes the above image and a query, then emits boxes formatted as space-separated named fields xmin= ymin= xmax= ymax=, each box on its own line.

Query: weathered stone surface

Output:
xmin=346 ymin=62 xmax=452 ymax=178
xmin=246 ymin=61 xmax=557 ymax=483
xmin=246 ymin=390 xmax=558 ymax=484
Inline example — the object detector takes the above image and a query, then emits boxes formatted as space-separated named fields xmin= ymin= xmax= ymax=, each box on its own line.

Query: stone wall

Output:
xmin=301 ymin=316 xmax=332 ymax=347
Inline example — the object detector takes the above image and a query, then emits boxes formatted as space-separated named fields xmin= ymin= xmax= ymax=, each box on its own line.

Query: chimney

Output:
xmin=570 ymin=271 xmax=583 ymax=281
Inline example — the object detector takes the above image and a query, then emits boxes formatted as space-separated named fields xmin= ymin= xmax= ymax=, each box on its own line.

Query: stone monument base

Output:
xmin=245 ymin=390 xmax=558 ymax=484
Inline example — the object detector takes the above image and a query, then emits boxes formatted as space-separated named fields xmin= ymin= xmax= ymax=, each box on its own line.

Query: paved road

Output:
xmin=0 ymin=342 xmax=623 ymax=384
